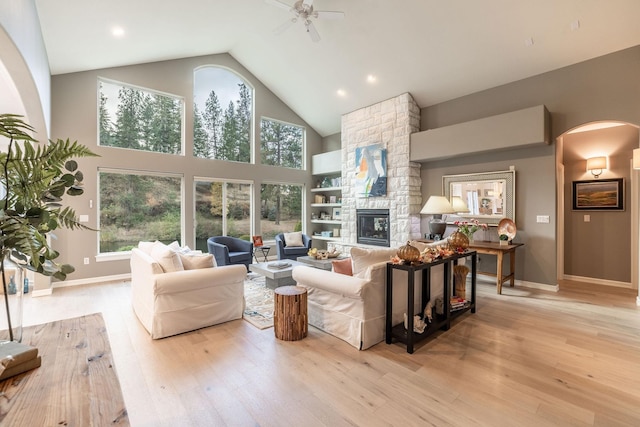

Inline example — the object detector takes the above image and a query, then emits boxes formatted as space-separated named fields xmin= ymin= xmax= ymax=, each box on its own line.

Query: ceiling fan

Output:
xmin=265 ymin=0 xmax=345 ymax=42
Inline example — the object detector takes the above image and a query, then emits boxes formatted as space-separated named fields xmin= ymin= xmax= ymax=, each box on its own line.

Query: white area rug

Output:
xmin=243 ymin=273 xmax=274 ymax=329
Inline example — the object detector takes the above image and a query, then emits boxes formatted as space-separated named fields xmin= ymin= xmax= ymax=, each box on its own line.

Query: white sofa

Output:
xmin=292 ymin=241 xmax=446 ymax=350
xmin=130 ymin=241 xmax=246 ymax=339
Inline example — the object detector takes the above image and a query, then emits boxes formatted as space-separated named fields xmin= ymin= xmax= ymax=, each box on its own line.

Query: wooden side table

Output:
xmin=274 ymin=286 xmax=308 ymax=341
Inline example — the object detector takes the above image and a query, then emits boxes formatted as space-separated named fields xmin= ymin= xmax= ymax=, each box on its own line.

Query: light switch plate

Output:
xmin=584 ymin=214 xmax=590 ymax=222
xmin=536 ymin=215 xmax=550 ymax=223
xmin=79 ymin=214 xmax=89 ymax=223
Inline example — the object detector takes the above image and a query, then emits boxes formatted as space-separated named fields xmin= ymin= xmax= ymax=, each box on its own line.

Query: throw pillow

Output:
xmin=150 ymin=242 xmax=184 ymax=273
xmin=179 ymin=253 xmax=216 ymax=270
xmin=283 ymin=231 xmax=304 ymax=247
xmin=137 ymin=241 xmax=155 ymax=255
xmin=332 ymin=258 xmax=353 ymax=276
xmin=350 ymin=247 xmax=397 ymax=276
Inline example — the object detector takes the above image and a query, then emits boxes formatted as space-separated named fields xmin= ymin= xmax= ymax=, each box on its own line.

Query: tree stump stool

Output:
xmin=274 ymin=286 xmax=308 ymax=341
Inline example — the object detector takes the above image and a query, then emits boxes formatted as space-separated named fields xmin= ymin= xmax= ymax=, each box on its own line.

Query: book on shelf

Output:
xmin=268 ymin=261 xmax=291 ymax=270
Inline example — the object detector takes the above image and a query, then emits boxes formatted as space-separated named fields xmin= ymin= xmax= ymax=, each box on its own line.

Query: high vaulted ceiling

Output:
xmin=35 ymin=0 xmax=640 ymax=137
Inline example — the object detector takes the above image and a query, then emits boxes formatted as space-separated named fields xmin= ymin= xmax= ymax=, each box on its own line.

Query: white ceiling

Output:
xmin=34 ymin=0 xmax=640 ymax=137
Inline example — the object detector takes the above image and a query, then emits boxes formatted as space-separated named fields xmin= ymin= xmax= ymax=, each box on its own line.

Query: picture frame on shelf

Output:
xmin=332 ymin=207 xmax=342 ymax=220
xmin=329 ymin=195 xmax=337 ymax=203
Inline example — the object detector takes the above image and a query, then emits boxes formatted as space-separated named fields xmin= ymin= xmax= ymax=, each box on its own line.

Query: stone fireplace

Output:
xmin=333 ymin=93 xmax=422 ymax=250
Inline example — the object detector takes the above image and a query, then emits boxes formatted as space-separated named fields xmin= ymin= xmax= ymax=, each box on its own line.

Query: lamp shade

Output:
xmin=633 ymin=149 xmax=640 ymax=170
xmin=451 ymin=196 xmax=469 ymax=213
xmin=586 ymin=156 xmax=606 ymax=171
xmin=420 ymin=196 xmax=455 ymax=215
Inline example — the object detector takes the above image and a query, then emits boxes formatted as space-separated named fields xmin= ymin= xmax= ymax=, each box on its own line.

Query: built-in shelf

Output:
xmin=311 ymin=236 xmax=342 ymax=242
xmin=311 ymin=150 xmax=343 ymax=250
xmin=311 ymin=219 xmax=342 ymax=225
xmin=311 ymin=186 xmax=341 ymax=193
xmin=310 ymin=203 xmax=341 ymax=208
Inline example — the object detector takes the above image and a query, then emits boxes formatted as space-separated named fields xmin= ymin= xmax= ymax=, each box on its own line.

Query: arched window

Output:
xmin=193 ymin=66 xmax=253 ymax=162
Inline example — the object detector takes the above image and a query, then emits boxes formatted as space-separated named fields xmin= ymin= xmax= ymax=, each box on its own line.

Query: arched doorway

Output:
xmin=556 ymin=121 xmax=639 ymax=301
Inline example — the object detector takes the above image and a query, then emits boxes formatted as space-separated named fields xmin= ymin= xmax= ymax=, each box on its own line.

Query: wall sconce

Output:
xmin=586 ymin=156 xmax=606 ymax=178
xmin=633 ymin=149 xmax=640 ymax=170
xmin=420 ymin=195 xmax=455 ymax=238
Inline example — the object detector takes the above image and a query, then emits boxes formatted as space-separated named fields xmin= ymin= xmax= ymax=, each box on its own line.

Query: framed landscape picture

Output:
xmin=572 ymin=178 xmax=624 ymax=210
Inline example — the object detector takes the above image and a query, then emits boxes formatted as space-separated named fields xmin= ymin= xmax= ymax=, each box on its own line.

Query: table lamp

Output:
xmin=420 ymin=196 xmax=455 ymax=238
xmin=451 ymin=196 xmax=469 ymax=213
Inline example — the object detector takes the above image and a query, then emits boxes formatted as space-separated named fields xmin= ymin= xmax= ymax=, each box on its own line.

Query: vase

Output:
xmin=1 ymin=255 xmax=24 ymax=343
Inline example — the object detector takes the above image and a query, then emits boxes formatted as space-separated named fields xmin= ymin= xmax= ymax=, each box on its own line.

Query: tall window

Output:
xmin=98 ymin=79 xmax=183 ymax=154
xmin=194 ymin=180 xmax=252 ymax=251
xmin=99 ymin=170 xmax=182 ymax=253
xmin=193 ymin=67 xmax=253 ymax=162
xmin=260 ymin=118 xmax=304 ymax=169
xmin=260 ymin=183 xmax=303 ymax=240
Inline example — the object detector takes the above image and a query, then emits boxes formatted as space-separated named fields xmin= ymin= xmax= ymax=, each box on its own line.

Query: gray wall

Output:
xmin=418 ymin=45 xmax=640 ymax=287
xmin=563 ymin=125 xmax=638 ymax=282
xmin=51 ymin=53 xmax=322 ymax=281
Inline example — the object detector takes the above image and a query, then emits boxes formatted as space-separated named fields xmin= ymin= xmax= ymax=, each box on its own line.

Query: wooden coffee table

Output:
xmin=249 ymin=260 xmax=303 ymax=289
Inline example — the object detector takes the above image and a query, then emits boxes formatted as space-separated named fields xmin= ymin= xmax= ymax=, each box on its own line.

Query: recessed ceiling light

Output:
xmin=366 ymin=74 xmax=377 ymax=84
xmin=336 ymin=89 xmax=346 ymax=97
xmin=111 ymin=26 xmax=125 ymax=38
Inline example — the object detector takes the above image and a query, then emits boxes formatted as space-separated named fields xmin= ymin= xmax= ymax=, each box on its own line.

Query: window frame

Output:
xmin=97 ymin=77 xmax=186 ymax=156
xmin=96 ymin=168 xmax=185 ymax=260
xmin=260 ymin=116 xmax=306 ymax=170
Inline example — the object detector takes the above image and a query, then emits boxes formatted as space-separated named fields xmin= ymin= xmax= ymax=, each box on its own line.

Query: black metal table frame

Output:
xmin=385 ymin=251 xmax=477 ymax=354
xmin=253 ymin=246 xmax=271 ymax=263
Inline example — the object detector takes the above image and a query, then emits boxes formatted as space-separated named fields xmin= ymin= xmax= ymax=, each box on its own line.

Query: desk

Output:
xmin=418 ymin=240 xmax=523 ymax=294
xmin=253 ymin=245 xmax=271 ymax=262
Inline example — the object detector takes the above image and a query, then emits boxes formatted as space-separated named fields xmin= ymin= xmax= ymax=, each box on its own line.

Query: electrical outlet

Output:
xmin=584 ymin=214 xmax=590 ymax=222
xmin=84 ymin=257 xmax=90 ymax=265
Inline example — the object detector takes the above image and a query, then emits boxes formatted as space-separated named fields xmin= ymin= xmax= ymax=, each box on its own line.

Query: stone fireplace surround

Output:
xmin=330 ymin=93 xmax=422 ymax=252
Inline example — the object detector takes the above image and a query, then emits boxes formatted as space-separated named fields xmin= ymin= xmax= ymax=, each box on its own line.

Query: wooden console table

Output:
xmin=465 ymin=241 xmax=523 ymax=294
xmin=419 ymin=240 xmax=523 ymax=294
xmin=386 ymin=251 xmax=477 ymax=354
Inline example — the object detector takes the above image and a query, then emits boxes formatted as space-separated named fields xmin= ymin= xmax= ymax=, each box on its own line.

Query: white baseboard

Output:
xmin=53 ymin=273 xmax=131 ymax=289
xmin=31 ymin=288 xmax=53 ymax=297
xmin=563 ymin=274 xmax=633 ymax=289
xmin=475 ymin=275 xmax=559 ymax=292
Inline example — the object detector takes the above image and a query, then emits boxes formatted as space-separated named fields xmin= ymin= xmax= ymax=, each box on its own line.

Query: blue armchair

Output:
xmin=275 ymin=232 xmax=312 ymax=261
xmin=207 ymin=236 xmax=253 ymax=270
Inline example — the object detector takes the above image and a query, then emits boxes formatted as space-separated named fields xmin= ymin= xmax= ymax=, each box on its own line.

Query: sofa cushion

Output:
xmin=283 ymin=231 xmax=303 ymax=247
xmin=138 ymin=241 xmax=155 ymax=255
xmin=179 ymin=253 xmax=216 ymax=270
xmin=150 ymin=242 xmax=184 ymax=273
xmin=350 ymin=247 xmax=397 ymax=276
xmin=332 ymin=258 xmax=353 ymax=276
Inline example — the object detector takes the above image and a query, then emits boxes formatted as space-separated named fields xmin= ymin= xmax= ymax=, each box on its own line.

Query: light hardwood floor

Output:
xmin=22 ymin=279 xmax=640 ymax=427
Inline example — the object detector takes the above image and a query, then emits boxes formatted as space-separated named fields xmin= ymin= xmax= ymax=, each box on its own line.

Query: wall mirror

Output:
xmin=442 ymin=170 xmax=515 ymax=226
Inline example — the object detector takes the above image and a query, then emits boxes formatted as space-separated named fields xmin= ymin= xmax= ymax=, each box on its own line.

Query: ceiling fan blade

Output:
xmin=302 ymin=0 xmax=314 ymax=6
xmin=273 ymin=18 xmax=296 ymax=35
xmin=315 ymin=10 xmax=345 ymax=20
xmin=265 ymin=0 xmax=292 ymax=12
xmin=306 ymin=20 xmax=321 ymax=42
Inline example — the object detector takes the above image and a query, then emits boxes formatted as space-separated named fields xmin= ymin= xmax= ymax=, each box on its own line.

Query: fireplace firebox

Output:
xmin=357 ymin=209 xmax=390 ymax=247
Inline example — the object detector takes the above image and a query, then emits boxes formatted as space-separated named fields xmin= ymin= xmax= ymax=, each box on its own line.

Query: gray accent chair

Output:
xmin=275 ymin=233 xmax=312 ymax=261
xmin=207 ymin=236 xmax=253 ymax=270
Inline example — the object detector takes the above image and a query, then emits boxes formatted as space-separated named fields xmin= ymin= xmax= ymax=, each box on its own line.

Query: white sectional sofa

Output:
xmin=292 ymin=241 xmax=446 ymax=350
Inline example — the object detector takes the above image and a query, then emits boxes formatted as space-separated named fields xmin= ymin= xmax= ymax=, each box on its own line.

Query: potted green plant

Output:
xmin=499 ymin=234 xmax=510 ymax=246
xmin=0 ymin=114 xmax=97 ymax=343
